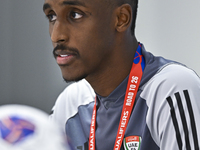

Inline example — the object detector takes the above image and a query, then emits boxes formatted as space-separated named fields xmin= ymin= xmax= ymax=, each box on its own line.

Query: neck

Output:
xmin=86 ymin=37 xmax=138 ymax=97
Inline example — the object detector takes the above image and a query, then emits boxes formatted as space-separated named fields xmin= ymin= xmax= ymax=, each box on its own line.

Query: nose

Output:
xmin=50 ymin=21 xmax=69 ymax=44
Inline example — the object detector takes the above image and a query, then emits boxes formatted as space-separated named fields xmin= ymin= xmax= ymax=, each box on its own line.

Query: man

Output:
xmin=43 ymin=0 xmax=200 ymax=149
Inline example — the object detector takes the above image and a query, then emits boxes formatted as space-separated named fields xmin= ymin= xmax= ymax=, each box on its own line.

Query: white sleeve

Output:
xmin=141 ymin=64 xmax=200 ymax=150
xmin=49 ymin=79 xmax=95 ymax=133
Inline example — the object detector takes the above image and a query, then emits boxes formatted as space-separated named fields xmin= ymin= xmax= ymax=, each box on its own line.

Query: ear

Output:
xmin=115 ymin=4 xmax=132 ymax=32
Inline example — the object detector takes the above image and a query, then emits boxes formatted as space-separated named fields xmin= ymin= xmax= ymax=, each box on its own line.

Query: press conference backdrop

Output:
xmin=0 ymin=1 xmax=200 ymax=113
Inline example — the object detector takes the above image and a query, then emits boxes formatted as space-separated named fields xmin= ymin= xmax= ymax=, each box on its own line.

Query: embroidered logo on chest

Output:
xmin=123 ymin=136 xmax=142 ymax=150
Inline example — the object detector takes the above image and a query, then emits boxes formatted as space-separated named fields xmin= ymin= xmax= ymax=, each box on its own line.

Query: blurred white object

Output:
xmin=0 ymin=104 xmax=73 ymax=150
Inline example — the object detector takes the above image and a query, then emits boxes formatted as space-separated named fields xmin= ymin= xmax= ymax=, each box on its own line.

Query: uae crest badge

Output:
xmin=123 ymin=136 xmax=142 ymax=150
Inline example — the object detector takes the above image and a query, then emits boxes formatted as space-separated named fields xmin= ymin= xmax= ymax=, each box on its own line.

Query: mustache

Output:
xmin=53 ymin=45 xmax=79 ymax=57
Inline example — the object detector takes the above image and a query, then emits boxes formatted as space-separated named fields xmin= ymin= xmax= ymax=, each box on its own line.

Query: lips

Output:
xmin=54 ymin=50 xmax=77 ymax=65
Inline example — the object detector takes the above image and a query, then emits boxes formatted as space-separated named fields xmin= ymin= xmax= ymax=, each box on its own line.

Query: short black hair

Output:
xmin=130 ymin=0 xmax=138 ymax=35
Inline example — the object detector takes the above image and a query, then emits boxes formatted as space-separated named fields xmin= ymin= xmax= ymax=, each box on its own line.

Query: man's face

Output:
xmin=43 ymin=0 xmax=117 ymax=82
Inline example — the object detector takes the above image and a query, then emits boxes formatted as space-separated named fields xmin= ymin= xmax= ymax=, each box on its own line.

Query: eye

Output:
xmin=46 ymin=14 xmax=57 ymax=22
xmin=70 ymin=11 xmax=83 ymax=19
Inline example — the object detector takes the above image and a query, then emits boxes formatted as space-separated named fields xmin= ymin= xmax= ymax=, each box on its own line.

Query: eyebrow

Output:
xmin=43 ymin=3 xmax=51 ymax=12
